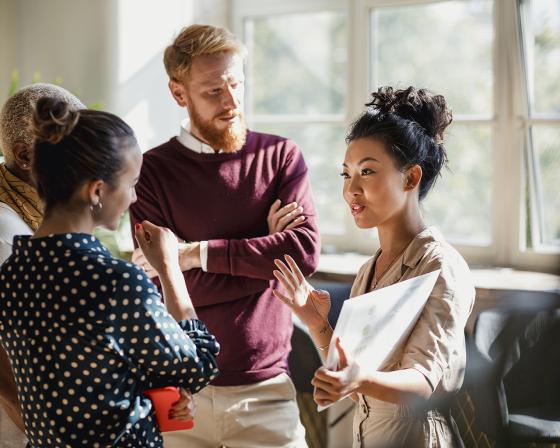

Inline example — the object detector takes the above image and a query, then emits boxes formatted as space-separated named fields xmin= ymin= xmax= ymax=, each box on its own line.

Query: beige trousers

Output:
xmin=163 ymin=373 xmax=308 ymax=448
xmin=353 ymin=395 xmax=456 ymax=448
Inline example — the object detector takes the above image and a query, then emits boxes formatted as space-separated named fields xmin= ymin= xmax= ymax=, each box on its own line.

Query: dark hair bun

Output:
xmin=367 ymin=86 xmax=452 ymax=142
xmin=32 ymin=96 xmax=79 ymax=144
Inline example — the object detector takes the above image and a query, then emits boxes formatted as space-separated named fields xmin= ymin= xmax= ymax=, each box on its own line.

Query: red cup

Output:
xmin=144 ymin=387 xmax=194 ymax=432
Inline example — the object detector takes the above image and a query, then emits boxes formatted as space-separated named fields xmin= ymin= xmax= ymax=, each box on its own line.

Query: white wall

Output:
xmin=111 ymin=0 xmax=230 ymax=150
xmin=0 ymin=0 xmax=231 ymax=151
xmin=110 ymin=0 xmax=196 ymax=150
xmin=195 ymin=0 xmax=230 ymax=28
xmin=0 ymin=0 xmax=18 ymax=105
xmin=3 ymin=0 xmax=114 ymax=107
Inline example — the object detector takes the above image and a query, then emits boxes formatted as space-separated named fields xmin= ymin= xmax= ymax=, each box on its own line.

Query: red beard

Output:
xmin=188 ymin=105 xmax=247 ymax=153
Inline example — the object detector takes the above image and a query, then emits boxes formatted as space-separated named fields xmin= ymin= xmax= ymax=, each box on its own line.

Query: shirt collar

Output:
xmin=372 ymin=226 xmax=443 ymax=289
xmin=177 ymin=119 xmax=223 ymax=154
xmin=402 ymin=226 xmax=443 ymax=269
xmin=12 ymin=233 xmax=109 ymax=256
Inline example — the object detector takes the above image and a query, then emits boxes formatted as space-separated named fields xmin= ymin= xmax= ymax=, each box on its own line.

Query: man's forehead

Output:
xmin=190 ymin=52 xmax=244 ymax=85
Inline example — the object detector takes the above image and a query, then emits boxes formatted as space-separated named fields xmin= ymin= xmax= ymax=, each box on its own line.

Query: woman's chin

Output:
xmin=353 ymin=215 xmax=375 ymax=229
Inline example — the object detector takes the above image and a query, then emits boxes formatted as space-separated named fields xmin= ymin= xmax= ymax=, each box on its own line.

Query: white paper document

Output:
xmin=318 ymin=269 xmax=441 ymax=412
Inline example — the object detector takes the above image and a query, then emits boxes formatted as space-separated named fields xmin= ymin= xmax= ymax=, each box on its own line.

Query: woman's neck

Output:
xmin=33 ymin=206 xmax=96 ymax=238
xmin=377 ymin=207 xmax=426 ymax=258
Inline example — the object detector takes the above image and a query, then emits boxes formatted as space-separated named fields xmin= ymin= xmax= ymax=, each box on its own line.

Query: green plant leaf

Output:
xmin=8 ymin=69 xmax=19 ymax=96
xmin=87 ymin=102 xmax=104 ymax=110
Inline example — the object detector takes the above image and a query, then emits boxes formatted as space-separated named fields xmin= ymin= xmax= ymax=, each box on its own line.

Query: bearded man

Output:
xmin=130 ymin=24 xmax=320 ymax=448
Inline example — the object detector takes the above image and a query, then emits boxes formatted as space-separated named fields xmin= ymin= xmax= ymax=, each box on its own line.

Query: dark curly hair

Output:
xmin=347 ymin=86 xmax=452 ymax=200
xmin=32 ymin=97 xmax=137 ymax=213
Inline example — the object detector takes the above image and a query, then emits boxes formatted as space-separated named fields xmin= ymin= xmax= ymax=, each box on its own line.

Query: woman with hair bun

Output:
xmin=273 ymin=87 xmax=474 ymax=447
xmin=0 ymin=97 xmax=220 ymax=447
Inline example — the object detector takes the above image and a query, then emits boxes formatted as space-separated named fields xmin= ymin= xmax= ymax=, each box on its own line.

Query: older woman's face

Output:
xmin=341 ymin=138 xmax=409 ymax=229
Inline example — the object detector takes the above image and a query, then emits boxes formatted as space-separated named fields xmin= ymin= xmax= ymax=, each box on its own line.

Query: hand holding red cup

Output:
xmin=144 ymin=387 xmax=195 ymax=432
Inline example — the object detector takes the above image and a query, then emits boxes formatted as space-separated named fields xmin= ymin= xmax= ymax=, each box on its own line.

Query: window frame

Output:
xmin=232 ymin=0 xmax=560 ymax=273
xmin=517 ymin=0 xmax=560 ymax=255
xmin=232 ymin=0 xmax=357 ymax=251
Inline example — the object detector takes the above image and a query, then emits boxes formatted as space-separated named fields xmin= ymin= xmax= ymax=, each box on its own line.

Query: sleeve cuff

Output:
xmin=178 ymin=318 xmax=210 ymax=333
xmin=406 ymin=362 xmax=443 ymax=392
xmin=206 ymin=239 xmax=230 ymax=274
xmin=199 ymin=241 xmax=208 ymax=272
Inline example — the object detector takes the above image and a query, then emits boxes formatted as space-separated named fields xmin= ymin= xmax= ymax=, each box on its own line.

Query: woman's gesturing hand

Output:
xmin=312 ymin=338 xmax=361 ymax=407
xmin=134 ymin=221 xmax=179 ymax=275
xmin=272 ymin=254 xmax=331 ymax=331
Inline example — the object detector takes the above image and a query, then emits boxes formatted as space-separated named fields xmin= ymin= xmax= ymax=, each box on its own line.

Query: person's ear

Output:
xmin=404 ymin=165 xmax=422 ymax=192
xmin=85 ymin=179 xmax=106 ymax=210
xmin=12 ymin=141 xmax=32 ymax=172
xmin=168 ymin=80 xmax=189 ymax=108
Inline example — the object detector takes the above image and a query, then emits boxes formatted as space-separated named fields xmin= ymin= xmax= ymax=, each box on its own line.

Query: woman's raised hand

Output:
xmin=134 ymin=221 xmax=180 ymax=275
xmin=135 ymin=221 xmax=196 ymax=321
xmin=273 ymin=254 xmax=331 ymax=331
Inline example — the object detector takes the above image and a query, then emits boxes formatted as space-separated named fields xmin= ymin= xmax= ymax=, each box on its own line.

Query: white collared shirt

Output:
xmin=177 ymin=119 xmax=224 ymax=154
xmin=175 ymin=119 xmax=218 ymax=271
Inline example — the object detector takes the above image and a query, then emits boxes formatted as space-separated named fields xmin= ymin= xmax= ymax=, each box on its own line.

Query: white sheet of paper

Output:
xmin=317 ymin=269 xmax=441 ymax=412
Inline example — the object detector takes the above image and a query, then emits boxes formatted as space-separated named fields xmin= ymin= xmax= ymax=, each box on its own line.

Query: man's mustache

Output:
xmin=216 ymin=111 xmax=242 ymax=120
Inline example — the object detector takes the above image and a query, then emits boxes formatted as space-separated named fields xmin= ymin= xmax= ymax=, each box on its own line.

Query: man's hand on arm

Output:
xmin=132 ymin=248 xmax=158 ymax=278
xmin=267 ymin=199 xmax=305 ymax=234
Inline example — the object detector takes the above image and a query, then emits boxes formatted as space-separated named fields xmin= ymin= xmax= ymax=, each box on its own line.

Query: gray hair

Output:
xmin=0 ymin=83 xmax=85 ymax=163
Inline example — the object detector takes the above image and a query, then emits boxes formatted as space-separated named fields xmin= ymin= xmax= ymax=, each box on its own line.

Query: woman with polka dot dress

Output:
xmin=0 ymin=97 xmax=220 ymax=447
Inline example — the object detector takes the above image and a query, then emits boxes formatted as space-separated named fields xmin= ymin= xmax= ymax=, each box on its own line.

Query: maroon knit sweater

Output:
xmin=129 ymin=131 xmax=321 ymax=386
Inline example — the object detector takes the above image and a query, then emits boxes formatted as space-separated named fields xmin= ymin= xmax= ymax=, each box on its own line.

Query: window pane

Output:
xmin=245 ymin=12 xmax=346 ymax=115
xmin=252 ymin=123 xmax=347 ymax=235
xmin=423 ymin=124 xmax=492 ymax=245
xmin=531 ymin=126 xmax=560 ymax=246
xmin=522 ymin=0 xmax=560 ymax=115
xmin=371 ymin=1 xmax=494 ymax=116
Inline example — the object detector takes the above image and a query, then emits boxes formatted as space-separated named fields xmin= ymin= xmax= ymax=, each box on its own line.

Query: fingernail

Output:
xmin=134 ymin=223 xmax=141 ymax=231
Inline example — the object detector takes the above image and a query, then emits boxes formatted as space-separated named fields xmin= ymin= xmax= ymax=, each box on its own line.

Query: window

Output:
xmin=238 ymin=5 xmax=348 ymax=237
xmin=371 ymin=1 xmax=494 ymax=247
xmin=233 ymin=0 xmax=560 ymax=272
xmin=520 ymin=0 xmax=560 ymax=250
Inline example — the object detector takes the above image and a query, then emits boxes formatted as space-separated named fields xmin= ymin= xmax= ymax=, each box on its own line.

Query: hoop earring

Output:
xmin=90 ymin=202 xmax=103 ymax=213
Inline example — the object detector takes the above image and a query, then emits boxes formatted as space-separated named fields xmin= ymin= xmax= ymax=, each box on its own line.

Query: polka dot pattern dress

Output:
xmin=0 ymin=233 xmax=220 ymax=447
